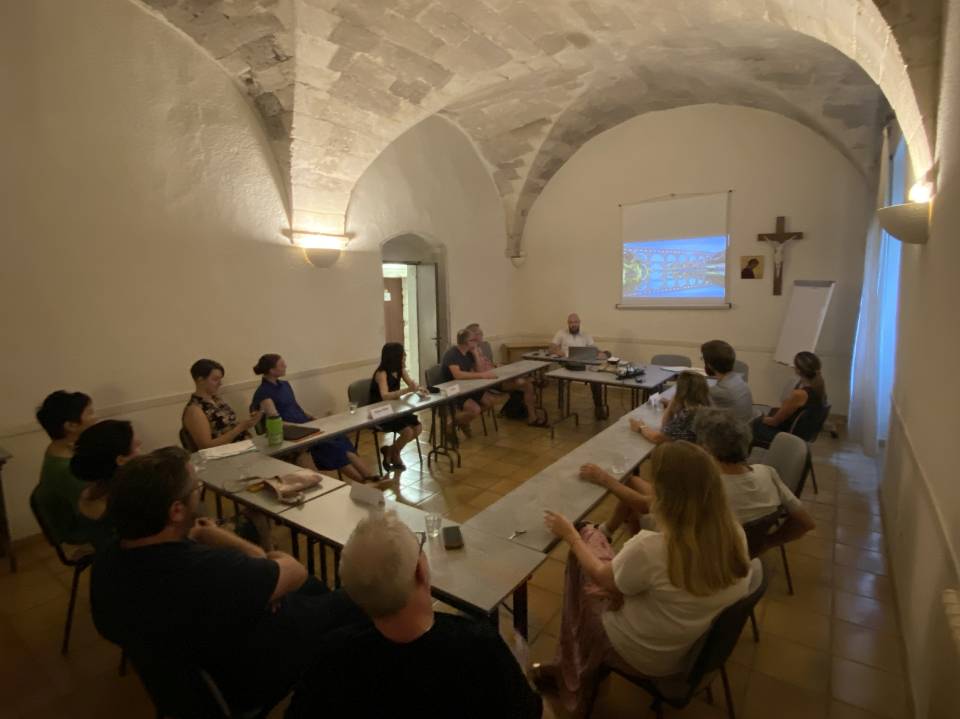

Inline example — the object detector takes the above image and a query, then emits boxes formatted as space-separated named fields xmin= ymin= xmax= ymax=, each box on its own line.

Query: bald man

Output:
xmin=548 ymin=313 xmax=609 ymax=420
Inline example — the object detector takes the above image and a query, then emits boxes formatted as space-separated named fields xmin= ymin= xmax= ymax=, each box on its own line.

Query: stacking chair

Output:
xmin=786 ymin=402 xmax=831 ymax=494
xmin=126 ymin=643 xmax=269 ymax=719
xmin=347 ymin=378 xmax=423 ymax=472
xmin=732 ymin=360 xmax=749 ymax=381
xmin=742 ymin=508 xmax=793 ymax=624
xmin=763 ymin=432 xmax=812 ymax=497
xmin=585 ymin=567 xmax=768 ymax=719
xmin=29 ymin=488 xmax=94 ymax=655
xmin=650 ymin=353 xmax=692 ymax=367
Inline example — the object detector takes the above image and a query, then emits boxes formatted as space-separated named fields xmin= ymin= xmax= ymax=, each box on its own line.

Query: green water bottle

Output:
xmin=266 ymin=414 xmax=283 ymax=446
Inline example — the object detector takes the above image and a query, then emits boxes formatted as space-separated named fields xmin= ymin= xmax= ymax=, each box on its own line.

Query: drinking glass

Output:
xmin=608 ymin=453 xmax=626 ymax=477
xmin=425 ymin=513 xmax=442 ymax=538
xmin=349 ymin=401 xmax=359 ymax=414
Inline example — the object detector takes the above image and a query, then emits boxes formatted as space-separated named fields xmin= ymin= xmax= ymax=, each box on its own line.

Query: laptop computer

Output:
xmin=567 ymin=346 xmax=600 ymax=362
xmin=282 ymin=424 xmax=322 ymax=441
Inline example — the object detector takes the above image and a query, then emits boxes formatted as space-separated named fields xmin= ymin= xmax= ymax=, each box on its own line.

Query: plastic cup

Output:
xmin=349 ymin=402 xmax=359 ymax=414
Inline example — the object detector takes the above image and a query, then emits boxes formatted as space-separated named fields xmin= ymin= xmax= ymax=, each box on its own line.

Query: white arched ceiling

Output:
xmin=137 ymin=0 xmax=939 ymax=251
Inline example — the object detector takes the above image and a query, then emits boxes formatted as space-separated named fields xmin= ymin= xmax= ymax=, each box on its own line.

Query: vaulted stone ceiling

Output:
xmin=138 ymin=0 xmax=940 ymax=253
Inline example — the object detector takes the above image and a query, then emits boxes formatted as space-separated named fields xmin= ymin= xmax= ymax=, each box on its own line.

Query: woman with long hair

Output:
xmin=752 ymin=351 xmax=828 ymax=447
xmin=534 ymin=442 xmax=753 ymax=716
xmin=630 ymin=371 xmax=711 ymax=444
xmin=370 ymin=343 xmax=424 ymax=471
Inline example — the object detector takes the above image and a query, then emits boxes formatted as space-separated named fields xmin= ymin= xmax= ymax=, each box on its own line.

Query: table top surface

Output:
xmin=197 ymin=452 xmax=347 ymax=514
xmin=281 ymin=491 xmax=547 ymax=614
xmin=253 ymin=359 xmax=549 ymax=457
xmin=547 ymin=365 xmax=676 ymax=390
xmin=465 ymin=403 xmax=664 ymax=552
xmin=522 ymin=350 xmax=604 ymax=366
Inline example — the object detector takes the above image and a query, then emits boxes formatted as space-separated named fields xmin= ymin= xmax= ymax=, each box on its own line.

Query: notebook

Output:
xmin=283 ymin=424 xmax=322 ymax=441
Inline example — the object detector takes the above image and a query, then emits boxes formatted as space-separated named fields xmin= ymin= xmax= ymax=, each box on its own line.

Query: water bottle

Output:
xmin=266 ymin=413 xmax=283 ymax=446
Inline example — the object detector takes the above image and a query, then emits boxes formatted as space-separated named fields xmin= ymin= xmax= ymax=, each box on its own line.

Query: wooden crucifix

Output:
xmin=758 ymin=216 xmax=804 ymax=295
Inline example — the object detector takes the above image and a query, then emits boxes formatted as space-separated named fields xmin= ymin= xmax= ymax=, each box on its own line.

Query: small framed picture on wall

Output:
xmin=740 ymin=255 xmax=764 ymax=279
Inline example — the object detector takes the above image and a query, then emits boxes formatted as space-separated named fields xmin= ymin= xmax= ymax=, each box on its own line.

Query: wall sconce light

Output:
xmin=509 ymin=252 xmax=526 ymax=268
xmin=877 ymin=176 xmax=935 ymax=245
xmin=291 ymin=231 xmax=349 ymax=268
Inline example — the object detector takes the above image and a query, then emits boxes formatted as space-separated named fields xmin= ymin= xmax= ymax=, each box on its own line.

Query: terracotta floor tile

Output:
xmin=831 ymin=658 xmax=908 ymax=719
xmin=762 ymin=599 xmax=833 ymax=651
xmin=833 ymin=569 xmax=894 ymax=605
xmin=741 ymin=671 xmax=830 ymax=719
xmin=529 ymin=558 xmax=567 ymax=594
xmin=833 ymin=591 xmax=899 ymax=634
xmin=829 ymin=699 xmax=890 ymax=719
xmin=753 ymin=633 xmax=832 ymax=693
xmin=834 ymin=544 xmax=887 ymax=576
xmin=835 ymin=527 xmax=886 ymax=554
xmin=831 ymin=619 xmax=903 ymax=674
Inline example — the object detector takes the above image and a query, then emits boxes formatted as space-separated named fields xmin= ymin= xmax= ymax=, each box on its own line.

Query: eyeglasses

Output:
xmin=415 ymin=531 xmax=426 ymax=554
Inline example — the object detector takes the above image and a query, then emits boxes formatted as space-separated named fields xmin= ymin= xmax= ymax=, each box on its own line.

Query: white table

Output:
xmin=547 ymin=364 xmax=676 ymax=424
xmin=465 ymin=403 xmax=664 ymax=553
xmin=281 ymin=490 xmax=547 ymax=637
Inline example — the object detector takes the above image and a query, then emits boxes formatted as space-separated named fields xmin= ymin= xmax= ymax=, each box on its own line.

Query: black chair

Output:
xmin=125 ymin=644 xmax=268 ymax=719
xmin=29 ymin=487 xmax=94 ymax=655
xmin=347 ymin=379 xmax=424 ymax=473
xmin=742 ymin=510 xmax=792 ymax=638
xmin=586 ymin=568 xmax=768 ymax=719
xmin=787 ymin=402 xmax=832 ymax=494
xmin=179 ymin=427 xmax=198 ymax=453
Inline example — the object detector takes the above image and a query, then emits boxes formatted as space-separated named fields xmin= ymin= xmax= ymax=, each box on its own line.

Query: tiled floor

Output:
xmin=0 ymin=384 xmax=911 ymax=718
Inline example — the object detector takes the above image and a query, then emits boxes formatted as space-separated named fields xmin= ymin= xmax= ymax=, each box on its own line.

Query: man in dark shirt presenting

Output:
xmin=440 ymin=328 xmax=498 ymax=436
xmin=91 ymin=447 xmax=363 ymax=715
xmin=287 ymin=512 xmax=548 ymax=718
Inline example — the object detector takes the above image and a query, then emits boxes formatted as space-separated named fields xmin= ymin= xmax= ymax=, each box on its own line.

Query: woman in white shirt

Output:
xmin=534 ymin=441 xmax=752 ymax=717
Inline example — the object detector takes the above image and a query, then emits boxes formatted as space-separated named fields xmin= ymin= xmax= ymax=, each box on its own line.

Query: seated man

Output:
xmin=701 ymin=339 xmax=754 ymax=423
xmin=440 ymin=328 xmax=498 ymax=436
xmin=548 ymin=313 xmax=609 ymax=419
xmin=287 ymin=512 xmax=546 ymax=719
xmin=91 ymin=447 xmax=363 ymax=714
xmin=466 ymin=323 xmax=545 ymax=427
xmin=695 ymin=408 xmax=815 ymax=552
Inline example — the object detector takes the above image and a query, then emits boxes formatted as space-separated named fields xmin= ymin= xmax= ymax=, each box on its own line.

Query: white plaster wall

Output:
xmin=0 ymin=0 xmax=385 ymax=540
xmin=881 ymin=0 xmax=960 ymax=715
xmin=347 ymin=115 xmax=514 ymax=348
xmin=514 ymin=104 xmax=873 ymax=411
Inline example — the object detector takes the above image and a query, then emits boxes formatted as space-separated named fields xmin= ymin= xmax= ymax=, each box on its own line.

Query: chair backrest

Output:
xmin=789 ymin=402 xmax=831 ymax=443
xmin=741 ymin=510 xmax=782 ymax=558
xmin=684 ymin=567 xmax=769 ymax=693
xmin=424 ymin=364 xmax=444 ymax=388
xmin=651 ymin=354 xmax=692 ymax=367
xmin=347 ymin=378 xmax=373 ymax=407
xmin=179 ymin=427 xmax=199 ymax=453
xmin=733 ymin=360 xmax=749 ymax=381
xmin=29 ymin=486 xmax=88 ymax=568
xmin=126 ymin=643 xmax=234 ymax=719
xmin=763 ymin=432 xmax=810 ymax=496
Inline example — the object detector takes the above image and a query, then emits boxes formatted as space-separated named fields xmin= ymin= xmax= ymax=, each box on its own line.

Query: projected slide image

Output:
xmin=622 ymin=236 xmax=727 ymax=299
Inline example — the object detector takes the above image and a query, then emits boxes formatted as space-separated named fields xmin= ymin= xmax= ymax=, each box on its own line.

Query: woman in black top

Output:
xmin=752 ymin=351 xmax=828 ymax=446
xmin=370 ymin=343 xmax=425 ymax=471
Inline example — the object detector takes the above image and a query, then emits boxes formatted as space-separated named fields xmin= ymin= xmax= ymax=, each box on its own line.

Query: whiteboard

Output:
xmin=774 ymin=280 xmax=836 ymax=365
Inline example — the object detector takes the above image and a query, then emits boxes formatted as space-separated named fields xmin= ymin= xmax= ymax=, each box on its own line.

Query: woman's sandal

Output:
xmin=379 ymin=446 xmax=394 ymax=471
xmin=391 ymin=452 xmax=406 ymax=470
xmin=527 ymin=417 xmax=549 ymax=428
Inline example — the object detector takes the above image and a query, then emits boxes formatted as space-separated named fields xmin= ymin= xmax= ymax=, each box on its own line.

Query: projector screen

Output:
xmin=619 ymin=192 xmax=731 ymax=308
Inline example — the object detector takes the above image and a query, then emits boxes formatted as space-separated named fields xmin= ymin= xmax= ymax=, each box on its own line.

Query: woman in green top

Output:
xmin=35 ymin=390 xmax=97 ymax=549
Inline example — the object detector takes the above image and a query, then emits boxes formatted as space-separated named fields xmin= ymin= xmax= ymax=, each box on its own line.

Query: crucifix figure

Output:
xmin=758 ymin=216 xmax=804 ymax=295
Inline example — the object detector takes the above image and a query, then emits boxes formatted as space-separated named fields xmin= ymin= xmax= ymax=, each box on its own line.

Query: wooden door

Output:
xmin=383 ymin=277 xmax=405 ymax=343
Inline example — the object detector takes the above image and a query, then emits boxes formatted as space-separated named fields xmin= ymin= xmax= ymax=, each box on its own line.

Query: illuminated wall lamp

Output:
xmin=292 ymin=232 xmax=349 ymax=268
xmin=877 ymin=181 xmax=934 ymax=245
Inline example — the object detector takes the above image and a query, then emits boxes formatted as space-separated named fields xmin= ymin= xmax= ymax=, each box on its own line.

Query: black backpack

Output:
xmin=499 ymin=391 xmax=528 ymax=420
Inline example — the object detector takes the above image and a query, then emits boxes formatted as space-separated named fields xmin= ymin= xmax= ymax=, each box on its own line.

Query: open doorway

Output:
xmin=381 ymin=234 xmax=449 ymax=385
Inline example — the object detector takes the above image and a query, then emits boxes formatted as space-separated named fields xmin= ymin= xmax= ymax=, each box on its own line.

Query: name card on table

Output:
xmin=350 ymin=481 xmax=385 ymax=507
xmin=443 ymin=383 xmax=460 ymax=397
xmin=368 ymin=404 xmax=394 ymax=421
